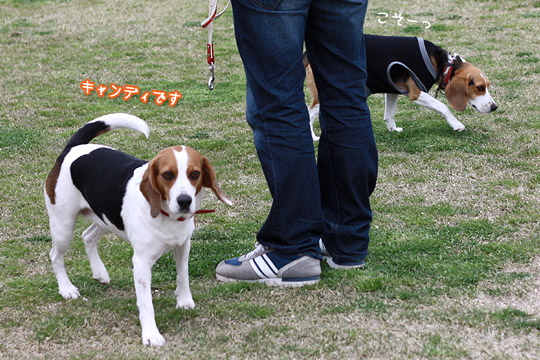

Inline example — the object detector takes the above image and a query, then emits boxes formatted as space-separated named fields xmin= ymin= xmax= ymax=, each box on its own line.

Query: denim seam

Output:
xmin=249 ymin=0 xmax=281 ymax=11
xmin=263 ymin=118 xmax=281 ymax=241
xmin=320 ymin=110 xmax=341 ymax=226
xmin=320 ymin=108 xmax=344 ymax=257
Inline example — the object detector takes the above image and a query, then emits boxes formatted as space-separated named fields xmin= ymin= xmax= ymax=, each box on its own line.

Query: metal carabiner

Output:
xmin=208 ymin=64 xmax=215 ymax=90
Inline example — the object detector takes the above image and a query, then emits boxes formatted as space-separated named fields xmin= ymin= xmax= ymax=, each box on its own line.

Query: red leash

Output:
xmin=201 ymin=0 xmax=230 ymax=90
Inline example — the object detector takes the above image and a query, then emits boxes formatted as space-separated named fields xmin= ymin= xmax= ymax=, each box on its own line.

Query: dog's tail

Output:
xmin=63 ymin=113 xmax=149 ymax=152
xmin=303 ymin=51 xmax=309 ymax=68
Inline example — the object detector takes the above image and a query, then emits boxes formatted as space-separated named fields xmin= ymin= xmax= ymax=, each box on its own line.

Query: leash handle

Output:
xmin=201 ymin=0 xmax=218 ymax=28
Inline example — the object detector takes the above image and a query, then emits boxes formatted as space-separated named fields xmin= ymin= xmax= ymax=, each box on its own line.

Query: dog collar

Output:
xmin=160 ymin=209 xmax=216 ymax=221
xmin=435 ymin=55 xmax=459 ymax=98
xmin=442 ymin=56 xmax=458 ymax=88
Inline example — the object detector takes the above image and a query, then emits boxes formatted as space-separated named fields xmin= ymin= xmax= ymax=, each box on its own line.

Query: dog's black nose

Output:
xmin=491 ymin=103 xmax=498 ymax=112
xmin=177 ymin=195 xmax=192 ymax=211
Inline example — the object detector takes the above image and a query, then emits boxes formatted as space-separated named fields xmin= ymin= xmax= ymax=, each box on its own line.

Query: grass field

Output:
xmin=1 ymin=0 xmax=540 ymax=358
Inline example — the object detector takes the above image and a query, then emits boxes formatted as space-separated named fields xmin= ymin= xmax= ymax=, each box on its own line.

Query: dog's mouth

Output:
xmin=470 ymin=101 xmax=498 ymax=113
xmin=170 ymin=206 xmax=194 ymax=216
xmin=159 ymin=208 xmax=194 ymax=221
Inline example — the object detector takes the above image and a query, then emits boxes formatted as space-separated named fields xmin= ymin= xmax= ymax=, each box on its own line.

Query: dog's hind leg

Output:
xmin=48 ymin=213 xmax=80 ymax=299
xmin=82 ymin=223 xmax=111 ymax=285
xmin=308 ymin=104 xmax=320 ymax=141
xmin=384 ymin=93 xmax=402 ymax=132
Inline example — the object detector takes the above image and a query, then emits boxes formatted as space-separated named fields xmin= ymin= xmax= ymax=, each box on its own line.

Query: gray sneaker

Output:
xmin=319 ymin=239 xmax=365 ymax=270
xmin=215 ymin=243 xmax=321 ymax=287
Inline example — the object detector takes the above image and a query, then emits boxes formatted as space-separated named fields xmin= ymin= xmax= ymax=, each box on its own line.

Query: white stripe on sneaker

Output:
xmin=249 ymin=259 xmax=267 ymax=278
xmin=249 ymin=254 xmax=278 ymax=279
xmin=262 ymin=254 xmax=279 ymax=274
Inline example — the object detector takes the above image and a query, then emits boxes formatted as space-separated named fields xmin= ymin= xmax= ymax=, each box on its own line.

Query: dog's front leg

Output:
xmin=414 ymin=91 xmax=466 ymax=132
xmin=132 ymin=252 xmax=165 ymax=346
xmin=174 ymin=240 xmax=195 ymax=309
xmin=384 ymin=93 xmax=402 ymax=132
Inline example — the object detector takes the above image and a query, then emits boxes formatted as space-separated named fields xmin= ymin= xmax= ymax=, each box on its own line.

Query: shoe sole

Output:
xmin=325 ymin=257 xmax=365 ymax=270
xmin=216 ymin=274 xmax=320 ymax=287
xmin=320 ymin=239 xmax=365 ymax=269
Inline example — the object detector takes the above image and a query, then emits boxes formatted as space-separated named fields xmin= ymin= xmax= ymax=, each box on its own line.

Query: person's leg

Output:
xmin=306 ymin=0 xmax=378 ymax=266
xmin=216 ymin=0 xmax=321 ymax=285
xmin=228 ymin=0 xmax=322 ymax=257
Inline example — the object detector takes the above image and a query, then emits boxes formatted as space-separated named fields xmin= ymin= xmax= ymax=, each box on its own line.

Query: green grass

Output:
xmin=1 ymin=0 xmax=540 ymax=358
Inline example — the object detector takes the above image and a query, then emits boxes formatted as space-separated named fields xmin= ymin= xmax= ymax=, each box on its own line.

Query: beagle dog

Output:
xmin=44 ymin=113 xmax=232 ymax=346
xmin=304 ymin=34 xmax=497 ymax=140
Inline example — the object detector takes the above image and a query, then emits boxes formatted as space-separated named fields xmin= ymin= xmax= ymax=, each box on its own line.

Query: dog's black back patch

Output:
xmin=71 ymin=147 xmax=147 ymax=231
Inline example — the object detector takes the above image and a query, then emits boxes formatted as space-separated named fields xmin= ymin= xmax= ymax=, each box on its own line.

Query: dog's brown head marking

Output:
xmin=140 ymin=146 xmax=232 ymax=218
xmin=446 ymin=62 xmax=494 ymax=112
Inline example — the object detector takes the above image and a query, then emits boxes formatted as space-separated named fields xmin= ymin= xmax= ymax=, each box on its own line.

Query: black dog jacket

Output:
xmin=365 ymin=35 xmax=438 ymax=95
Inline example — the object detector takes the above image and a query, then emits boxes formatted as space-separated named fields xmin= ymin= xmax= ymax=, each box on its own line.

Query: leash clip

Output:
xmin=207 ymin=42 xmax=215 ymax=90
xmin=208 ymin=64 xmax=215 ymax=90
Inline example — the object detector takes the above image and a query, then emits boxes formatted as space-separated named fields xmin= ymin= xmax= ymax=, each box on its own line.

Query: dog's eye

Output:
xmin=477 ymin=86 xmax=485 ymax=92
xmin=190 ymin=171 xmax=200 ymax=180
xmin=162 ymin=171 xmax=175 ymax=181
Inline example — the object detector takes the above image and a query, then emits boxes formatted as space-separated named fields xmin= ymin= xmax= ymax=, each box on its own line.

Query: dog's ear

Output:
xmin=202 ymin=156 xmax=233 ymax=206
xmin=453 ymin=55 xmax=464 ymax=71
xmin=140 ymin=158 xmax=163 ymax=218
xmin=446 ymin=72 xmax=470 ymax=112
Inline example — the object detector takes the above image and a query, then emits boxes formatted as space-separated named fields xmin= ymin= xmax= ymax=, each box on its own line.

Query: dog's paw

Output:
xmin=387 ymin=126 xmax=403 ymax=132
xmin=59 ymin=285 xmax=80 ymax=300
xmin=385 ymin=120 xmax=402 ymax=132
xmin=448 ymin=119 xmax=466 ymax=132
xmin=92 ymin=269 xmax=110 ymax=285
xmin=176 ymin=297 xmax=195 ymax=310
xmin=452 ymin=124 xmax=466 ymax=132
xmin=142 ymin=329 xmax=165 ymax=347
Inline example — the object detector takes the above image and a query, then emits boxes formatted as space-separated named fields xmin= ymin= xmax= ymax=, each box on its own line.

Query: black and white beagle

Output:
xmin=305 ymin=34 xmax=498 ymax=139
xmin=44 ymin=113 xmax=232 ymax=346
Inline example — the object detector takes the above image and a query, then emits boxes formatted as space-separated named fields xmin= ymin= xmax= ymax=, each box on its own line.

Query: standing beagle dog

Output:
xmin=305 ymin=34 xmax=497 ymax=140
xmin=44 ymin=113 xmax=232 ymax=346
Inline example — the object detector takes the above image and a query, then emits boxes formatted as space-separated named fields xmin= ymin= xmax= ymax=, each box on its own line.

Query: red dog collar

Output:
xmin=435 ymin=55 xmax=458 ymax=98
xmin=160 ymin=209 xmax=216 ymax=221
xmin=442 ymin=58 xmax=457 ymax=89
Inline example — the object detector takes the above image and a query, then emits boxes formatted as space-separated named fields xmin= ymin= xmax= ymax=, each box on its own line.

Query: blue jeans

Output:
xmin=232 ymin=0 xmax=378 ymax=264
